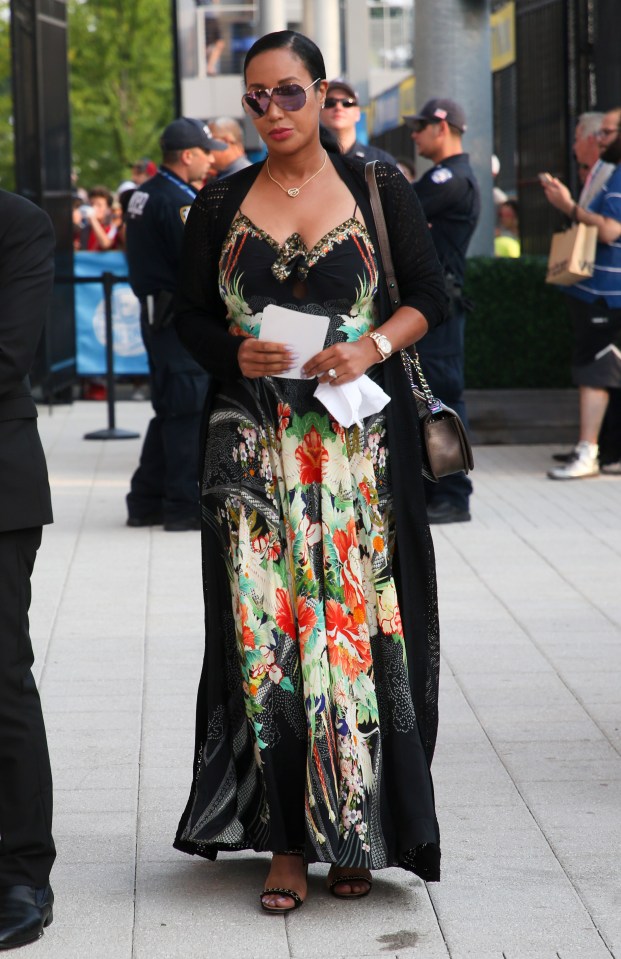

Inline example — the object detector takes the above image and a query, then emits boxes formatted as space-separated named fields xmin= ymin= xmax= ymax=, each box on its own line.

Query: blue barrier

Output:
xmin=74 ymin=251 xmax=148 ymax=375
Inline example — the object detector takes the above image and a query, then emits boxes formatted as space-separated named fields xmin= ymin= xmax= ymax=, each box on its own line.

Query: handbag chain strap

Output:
xmin=364 ymin=161 xmax=441 ymax=413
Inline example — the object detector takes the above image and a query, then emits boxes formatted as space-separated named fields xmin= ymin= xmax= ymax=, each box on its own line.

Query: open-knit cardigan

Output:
xmin=174 ymin=153 xmax=448 ymax=773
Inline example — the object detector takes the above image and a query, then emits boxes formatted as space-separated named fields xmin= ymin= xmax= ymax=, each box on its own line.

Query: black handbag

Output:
xmin=365 ymin=161 xmax=474 ymax=483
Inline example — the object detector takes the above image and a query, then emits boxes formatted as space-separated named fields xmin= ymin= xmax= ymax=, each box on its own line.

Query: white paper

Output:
xmin=259 ymin=304 xmax=330 ymax=379
xmin=314 ymin=375 xmax=391 ymax=428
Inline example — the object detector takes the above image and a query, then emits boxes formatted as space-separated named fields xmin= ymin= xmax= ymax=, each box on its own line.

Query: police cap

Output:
xmin=160 ymin=118 xmax=227 ymax=153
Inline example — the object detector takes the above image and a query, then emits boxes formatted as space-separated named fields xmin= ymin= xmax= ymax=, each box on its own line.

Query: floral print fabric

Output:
xmin=177 ymin=215 xmax=439 ymax=872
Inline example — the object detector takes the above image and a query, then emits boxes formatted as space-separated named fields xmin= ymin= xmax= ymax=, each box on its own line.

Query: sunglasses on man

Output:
xmin=242 ymin=78 xmax=321 ymax=118
xmin=323 ymin=97 xmax=358 ymax=109
xmin=409 ymin=119 xmax=442 ymax=134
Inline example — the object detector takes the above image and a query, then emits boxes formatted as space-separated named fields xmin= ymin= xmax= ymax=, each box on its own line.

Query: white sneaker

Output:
xmin=547 ymin=441 xmax=600 ymax=480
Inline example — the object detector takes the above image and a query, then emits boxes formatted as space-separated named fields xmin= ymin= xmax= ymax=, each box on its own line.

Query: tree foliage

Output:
xmin=0 ymin=1 xmax=15 ymax=190
xmin=0 ymin=0 xmax=174 ymax=192
xmin=68 ymin=0 xmax=174 ymax=189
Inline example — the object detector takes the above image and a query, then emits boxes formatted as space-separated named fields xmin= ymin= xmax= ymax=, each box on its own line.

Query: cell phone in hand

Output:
xmin=538 ymin=172 xmax=553 ymax=184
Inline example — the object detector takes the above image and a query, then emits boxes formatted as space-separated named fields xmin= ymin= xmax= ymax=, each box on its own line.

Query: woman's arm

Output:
xmin=174 ymin=189 xmax=244 ymax=378
xmin=174 ymin=186 xmax=295 ymax=379
xmin=303 ymin=164 xmax=448 ymax=385
xmin=378 ymin=163 xmax=448 ymax=334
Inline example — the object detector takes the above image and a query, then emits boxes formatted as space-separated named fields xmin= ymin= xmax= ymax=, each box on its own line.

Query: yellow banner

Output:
xmin=491 ymin=1 xmax=516 ymax=72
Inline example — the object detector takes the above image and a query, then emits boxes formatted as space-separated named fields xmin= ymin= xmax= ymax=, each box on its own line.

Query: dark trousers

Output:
xmin=417 ymin=307 xmax=473 ymax=512
xmin=127 ymin=311 xmax=210 ymax=523
xmin=600 ymin=389 xmax=621 ymax=464
xmin=0 ymin=527 xmax=55 ymax=888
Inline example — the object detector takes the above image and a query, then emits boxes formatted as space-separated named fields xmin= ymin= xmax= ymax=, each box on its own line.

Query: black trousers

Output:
xmin=127 ymin=310 xmax=210 ymax=523
xmin=0 ymin=527 xmax=55 ymax=888
xmin=417 ymin=307 xmax=473 ymax=512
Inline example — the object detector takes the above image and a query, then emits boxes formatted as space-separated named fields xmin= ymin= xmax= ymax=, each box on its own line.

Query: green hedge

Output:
xmin=463 ymin=256 xmax=573 ymax=389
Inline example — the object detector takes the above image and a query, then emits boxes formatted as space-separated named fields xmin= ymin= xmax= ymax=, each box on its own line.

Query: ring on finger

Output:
xmin=328 ymin=368 xmax=338 ymax=379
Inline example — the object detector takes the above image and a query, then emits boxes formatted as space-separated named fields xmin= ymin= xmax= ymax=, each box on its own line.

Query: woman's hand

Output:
xmin=302 ymin=338 xmax=379 ymax=386
xmin=238 ymin=338 xmax=297 ymax=378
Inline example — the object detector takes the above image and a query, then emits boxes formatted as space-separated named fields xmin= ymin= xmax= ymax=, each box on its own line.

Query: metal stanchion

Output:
xmin=83 ymin=271 xmax=140 ymax=440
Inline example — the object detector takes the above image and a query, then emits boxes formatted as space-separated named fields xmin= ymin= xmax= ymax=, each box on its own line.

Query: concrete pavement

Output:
xmin=28 ymin=400 xmax=621 ymax=959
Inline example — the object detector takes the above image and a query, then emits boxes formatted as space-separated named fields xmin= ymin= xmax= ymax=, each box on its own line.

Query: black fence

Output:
xmin=493 ymin=0 xmax=619 ymax=256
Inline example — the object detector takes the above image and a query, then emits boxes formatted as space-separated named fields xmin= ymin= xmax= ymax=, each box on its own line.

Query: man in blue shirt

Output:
xmin=125 ymin=118 xmax=226 ymax=529
xmin=543 ymin=107 xmax=621 ymax=480
xmin=405 ymin=99 xmax=480 ymax=523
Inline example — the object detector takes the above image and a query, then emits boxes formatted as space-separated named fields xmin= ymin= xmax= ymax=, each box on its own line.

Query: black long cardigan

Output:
xmin=174 ymin=154 xmax=448 ymax=768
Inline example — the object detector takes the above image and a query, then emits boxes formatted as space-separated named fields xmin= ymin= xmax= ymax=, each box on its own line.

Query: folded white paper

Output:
xmin=259 ymin=304 xmax=330 ymax=379
xmin=314 ymin=375 xmax=391 ymax=428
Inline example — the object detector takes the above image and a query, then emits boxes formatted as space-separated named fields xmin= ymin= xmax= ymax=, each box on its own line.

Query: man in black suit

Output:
xmin=0 ymin=190 xmax=55 ymax=949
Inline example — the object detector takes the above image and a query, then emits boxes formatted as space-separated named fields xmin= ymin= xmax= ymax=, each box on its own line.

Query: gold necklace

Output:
xmin=266 ymin=151 xmax=328 ymax=197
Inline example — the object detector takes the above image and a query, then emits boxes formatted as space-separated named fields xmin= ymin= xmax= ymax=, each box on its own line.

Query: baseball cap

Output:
xmin=326 ymin=79 xmax=359 ymax=103
xmin=160 ymin=117 xmax=227 ymax=152
xmin=403 ymin=98 xmax=467 ymax=134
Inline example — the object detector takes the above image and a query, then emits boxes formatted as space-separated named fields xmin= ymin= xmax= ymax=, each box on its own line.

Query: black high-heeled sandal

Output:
xmin=327 ymin=868 xmax=373 ymax=900
xmin=260 ymin=853 xmax=307 ymax=914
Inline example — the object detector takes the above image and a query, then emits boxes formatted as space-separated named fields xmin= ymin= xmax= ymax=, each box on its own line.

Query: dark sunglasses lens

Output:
xmin=242 ymin=93 xmax=266 ymax=117
xmin=272 ymin=85 xmax=306 ymax=112
xmin=325 ymin=97 xmax=356 ymax=109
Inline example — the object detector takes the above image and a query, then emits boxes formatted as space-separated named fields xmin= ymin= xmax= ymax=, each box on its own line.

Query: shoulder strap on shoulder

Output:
xmin=365 ymin=161 xmax=401 ymax=313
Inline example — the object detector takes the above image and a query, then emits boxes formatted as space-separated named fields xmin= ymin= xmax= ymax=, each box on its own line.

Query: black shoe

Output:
xmin=163 ymin=516 xmax=201 ymax=532
xmin=0 ymin=885 xmax=53 ymax=950
xmin=427 ymin=501 xmax=471 ymax=525
xmin=126 ymin=512 xmax=163 ymax=528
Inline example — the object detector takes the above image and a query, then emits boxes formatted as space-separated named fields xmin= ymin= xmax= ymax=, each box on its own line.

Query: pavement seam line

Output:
xmin=439 ymin=518 xmax=621 ymax=760
xmin=440 ymin=647 xmax=616 ymax=959
xmin=436 ymin=534 xmax=618 ymax=958
xmin=39 ymin=429 xmax=107 ymax=689
xmin=130 ymin=527 xmax=151 ymax=958
xmin=422 ymin=880 xmax=453 ymax=958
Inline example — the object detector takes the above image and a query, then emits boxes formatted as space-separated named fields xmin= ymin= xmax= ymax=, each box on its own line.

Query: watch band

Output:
xmin=369 ymin=331 xmax=392 ymax=361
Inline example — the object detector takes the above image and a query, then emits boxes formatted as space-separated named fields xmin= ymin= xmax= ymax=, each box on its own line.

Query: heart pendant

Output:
xmin=287 ymin=187 xmax=300 ymax=197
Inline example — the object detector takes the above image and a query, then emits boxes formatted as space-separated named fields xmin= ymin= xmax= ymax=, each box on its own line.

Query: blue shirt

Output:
xmin=569 ymin=163 xmax=621 ymax=308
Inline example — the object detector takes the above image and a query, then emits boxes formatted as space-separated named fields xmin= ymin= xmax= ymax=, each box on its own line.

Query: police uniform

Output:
xmin=345 ymin=140 xmax=396 ymax=165
xmin=412 ymin=152 xmax=480 ymax=514
xmin=125 ymin=166 xmax=210 ymax=528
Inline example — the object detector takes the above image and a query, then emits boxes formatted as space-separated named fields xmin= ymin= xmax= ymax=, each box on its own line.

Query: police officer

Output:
xmin=125 ymin=118 xmax=226 ymax=531
xmin=321 ymin=79 xmax=396 ymax=165
xmin=404 ymin=98 xmax=480 ymax=523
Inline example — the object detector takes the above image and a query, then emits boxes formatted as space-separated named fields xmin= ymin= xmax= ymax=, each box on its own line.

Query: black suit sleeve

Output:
xmin=0 ymin=193 xmax=55 ymax=398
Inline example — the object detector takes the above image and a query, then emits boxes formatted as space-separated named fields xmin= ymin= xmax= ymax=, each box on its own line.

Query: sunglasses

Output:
xmin=324 ymin=97 xmax=358 ymax=109
xmin=242 ymin=78 xmax=321 ymax=118
xmin=596 ymin=126 xmax=620 ymax=139
xmin=409 ymin=119 xmax=441 ymax=134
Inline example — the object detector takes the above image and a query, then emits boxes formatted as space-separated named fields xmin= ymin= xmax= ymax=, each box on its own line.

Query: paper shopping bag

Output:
xmin=545 ymin=223 xmax=598 ymax=286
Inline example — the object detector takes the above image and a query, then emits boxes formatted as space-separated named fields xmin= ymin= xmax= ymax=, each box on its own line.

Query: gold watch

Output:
xmin=368 ymin=331 xmax=393 ymax=361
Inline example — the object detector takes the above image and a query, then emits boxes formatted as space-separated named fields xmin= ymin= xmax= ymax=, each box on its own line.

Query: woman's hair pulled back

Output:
xmin=243 ymin=31 xmax=340 ymax=153
xmin=243 ymin=30 xmax=326 ymax=86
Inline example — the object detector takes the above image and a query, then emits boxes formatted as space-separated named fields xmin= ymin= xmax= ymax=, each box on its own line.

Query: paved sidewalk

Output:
xmin=29 ymin=400 xmax=621 ymax=959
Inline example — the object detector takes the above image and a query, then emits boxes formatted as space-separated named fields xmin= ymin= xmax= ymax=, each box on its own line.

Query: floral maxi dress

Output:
xmin=174 ymin=211 xmax=440 ymax=879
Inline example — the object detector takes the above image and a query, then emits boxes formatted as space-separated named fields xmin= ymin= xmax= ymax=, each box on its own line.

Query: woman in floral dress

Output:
xmin=173 ymin=31 xmax=448 ymax=912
